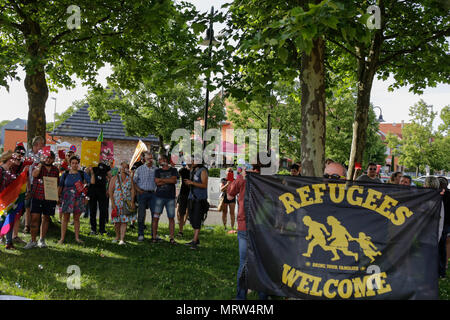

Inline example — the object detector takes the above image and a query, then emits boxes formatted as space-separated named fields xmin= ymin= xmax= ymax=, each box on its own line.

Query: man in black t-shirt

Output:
xmin=153 ymin=155 xmax=179 ymax=243
xmin=177 ymin=162 xmax=190 ymax=237
xmin=88 ymin=161 xmax=111 ymax=235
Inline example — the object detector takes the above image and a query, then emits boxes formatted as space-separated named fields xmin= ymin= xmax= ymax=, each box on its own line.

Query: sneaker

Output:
xmin=185 ymin=240 xmax=200 ymax=246
xmin=13 ymin=237 xmax=26 ymax=244
xmin=38 ymin=239 xmax=47 ymax=248
xmin=119 ymin=240 xmax=125 ymax=245
xmin=137 ymin=235 xmax=144 ymax=242
xmin=24 ymin=241 xmax=38 ymax=250
xmin=190 ymin=243 xmax=198 ymax=250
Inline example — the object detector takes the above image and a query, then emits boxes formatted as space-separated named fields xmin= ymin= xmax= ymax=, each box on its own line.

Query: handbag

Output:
xmin=117 ymin=174 xmax=136 ymax=216
xmin=217 ymin=196 xmax=225 ymax=211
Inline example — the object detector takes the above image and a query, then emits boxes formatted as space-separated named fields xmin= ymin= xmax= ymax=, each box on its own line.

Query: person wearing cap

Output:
xmin=24 ymin=151 xmax=60 ymax=249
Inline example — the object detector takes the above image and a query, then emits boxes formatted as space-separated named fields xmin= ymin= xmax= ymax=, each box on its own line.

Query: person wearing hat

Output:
xmin=24 ymin=151 xmax=60 ymax=249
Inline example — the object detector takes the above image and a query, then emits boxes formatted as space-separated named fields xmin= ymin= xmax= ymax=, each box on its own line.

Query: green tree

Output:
xmin=399 ymin=100 xmax=437 ymax=175
xmin=326 ymin=88 xmax=386 ymax=168
xmin=326 ymin=0 xmax=450 ymax=179
xmin=0 ymin=0 xmax=201 ymax=147
xmin=221 ymin=0 xmax=365 ymax=176
xmin=227 ymin=81 xmax=302 ymax=162
xmin=86 ymin=81 xmax=226 ymax=153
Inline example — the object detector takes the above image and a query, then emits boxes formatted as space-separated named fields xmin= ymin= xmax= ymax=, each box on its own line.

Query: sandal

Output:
xmin=169 ymin=238 xmax=176 ymax=244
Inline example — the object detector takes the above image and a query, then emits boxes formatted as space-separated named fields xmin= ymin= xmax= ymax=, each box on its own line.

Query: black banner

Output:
xmin=245 ymin=174 xmax=442 ymax=300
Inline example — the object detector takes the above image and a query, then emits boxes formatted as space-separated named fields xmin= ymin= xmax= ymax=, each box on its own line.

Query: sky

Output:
xmin=0 ymin=0 xmax=448 ymax=129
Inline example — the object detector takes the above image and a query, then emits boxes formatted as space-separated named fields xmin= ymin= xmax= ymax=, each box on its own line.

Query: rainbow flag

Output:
xmin=0 ymin=167 xmax=28 ymax=237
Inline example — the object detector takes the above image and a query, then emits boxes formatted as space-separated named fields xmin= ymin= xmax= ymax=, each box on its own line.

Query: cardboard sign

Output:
xmin=80 ymin=141 xmax=101 ymax=167
xmin=43 ymin=176 xmax=59 ymax=201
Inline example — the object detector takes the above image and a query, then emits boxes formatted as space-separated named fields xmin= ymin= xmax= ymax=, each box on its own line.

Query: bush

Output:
xmin=277 ymin=169 xmax=290 ymax=175
xmin=208 ymin=167 xmax=221 ymax=178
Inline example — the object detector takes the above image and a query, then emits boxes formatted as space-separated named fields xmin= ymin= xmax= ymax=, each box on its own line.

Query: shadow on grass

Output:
xmin=0 ymin=219 xmax=239 ymax=300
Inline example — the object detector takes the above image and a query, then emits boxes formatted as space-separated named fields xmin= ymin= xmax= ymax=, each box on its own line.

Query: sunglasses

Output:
xmin=323 ymin=173 xmax=345 ymax=180
xmin=368 ymin=168 xmax=377 ymax=171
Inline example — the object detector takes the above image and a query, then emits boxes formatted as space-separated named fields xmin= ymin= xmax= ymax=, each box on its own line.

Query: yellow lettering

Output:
xmin=296 ymin=186 xmax=314 ymax=207
xmin=337 ymin=279 xmax=353 ymax=299
xmin=281 ymin=264 xmax=302 ymax=287
xmin=391 ymin=206 xmax=413 ymax=226
xmin=309 ymin=275 xmax=323 ymax=297
xmin=279 ymin=193 xmax=301 ymax=214
xmin=362 ymin=275 xmax=377 ymax=297
xmin=376 ymin=272 xmax=392 ymax=294
xmin=362 ymin=188 xmax=383 ymax=211
xmin=323 ymin=279 xmax=338 ymax=299
xmin=328 ymin=183 xmax=346 ymax=204
xmin=311 ymin=184 xmax=327 ymax=204
xmin=375 ymin=195 xmax=398 ymax=219
xmin=347 ymin=186 xmax=364 ymax=206
xmin=352 ymin=277 xmax=368 ymax=298
xmin=296 ymin=274 xmax=311 ymax=294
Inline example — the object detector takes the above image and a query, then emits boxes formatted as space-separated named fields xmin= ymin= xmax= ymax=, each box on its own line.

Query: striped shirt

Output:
xmin=133 ymin=164 xmax=156 ymax=192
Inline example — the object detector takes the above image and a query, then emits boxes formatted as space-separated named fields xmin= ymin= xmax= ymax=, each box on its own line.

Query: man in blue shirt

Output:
xmin=133 ymin=151 xmax=156 ymax=242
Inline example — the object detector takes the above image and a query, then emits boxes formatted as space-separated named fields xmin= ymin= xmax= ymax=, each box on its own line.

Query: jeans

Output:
xmin=137 ymin=192 xmax=155 ymax=236
xmin=154 ymin=197 xmax=175 ymax=219
xmin=5 ymin=229 xmax=13 ymax=245
xmin=236 ymin=230 xmax=268 ymax=300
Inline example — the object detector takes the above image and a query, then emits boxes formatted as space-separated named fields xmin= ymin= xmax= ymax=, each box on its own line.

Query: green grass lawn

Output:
xmin=0 ymin=218 xmax=242 ymax=300
xmin=2 ymin=217 xmax=450 ymax=300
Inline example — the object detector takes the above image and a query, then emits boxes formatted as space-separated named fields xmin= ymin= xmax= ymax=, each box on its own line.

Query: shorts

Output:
xmin=188 ymin=199 xmax=209 ymax=230
xmin=153 ymin=197 xmax=176 ymax=219
xmin=25 ymin=198 xmax=32 ymax=209
xmin=224 ymin=196 xmax=236 ymax=204
xmin=177 ymin=194 xmax=189 ymax=216
xmin=30 ymin=199 xmax=57 ymax=216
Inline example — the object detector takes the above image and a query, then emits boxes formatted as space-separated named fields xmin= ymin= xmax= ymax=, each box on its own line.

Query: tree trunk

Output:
xmin=300 ymin=37 xmax=326 ymax=177
xmin=346 ymin=18 xmax=384 ymax=180
xmin=24 ymin=66 xmax=48 ymax=149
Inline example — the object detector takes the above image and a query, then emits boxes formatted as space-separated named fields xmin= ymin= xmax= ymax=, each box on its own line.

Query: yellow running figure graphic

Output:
xmin=326 ymin=216 xmax=358 ymax=262
xmin=302 ymin=216 xmax=333 ymax=258
xmin=356 ymin=232 xmax=381 ymax=262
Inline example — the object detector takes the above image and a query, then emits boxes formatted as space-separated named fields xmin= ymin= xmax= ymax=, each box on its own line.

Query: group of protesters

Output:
xmin=2 ymin=137 xmax=450 ymax=300
xmin=0 ymin=137 xmax=211 ymax=251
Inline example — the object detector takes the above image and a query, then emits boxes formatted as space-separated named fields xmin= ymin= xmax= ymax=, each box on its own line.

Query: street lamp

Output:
xmin=200 ymin=6 xmax=219 ymax=161
xmin=51 ymin=97 xmax=57 ymax=132
xmin=373 ymin=106 xmax=385 ymax=122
